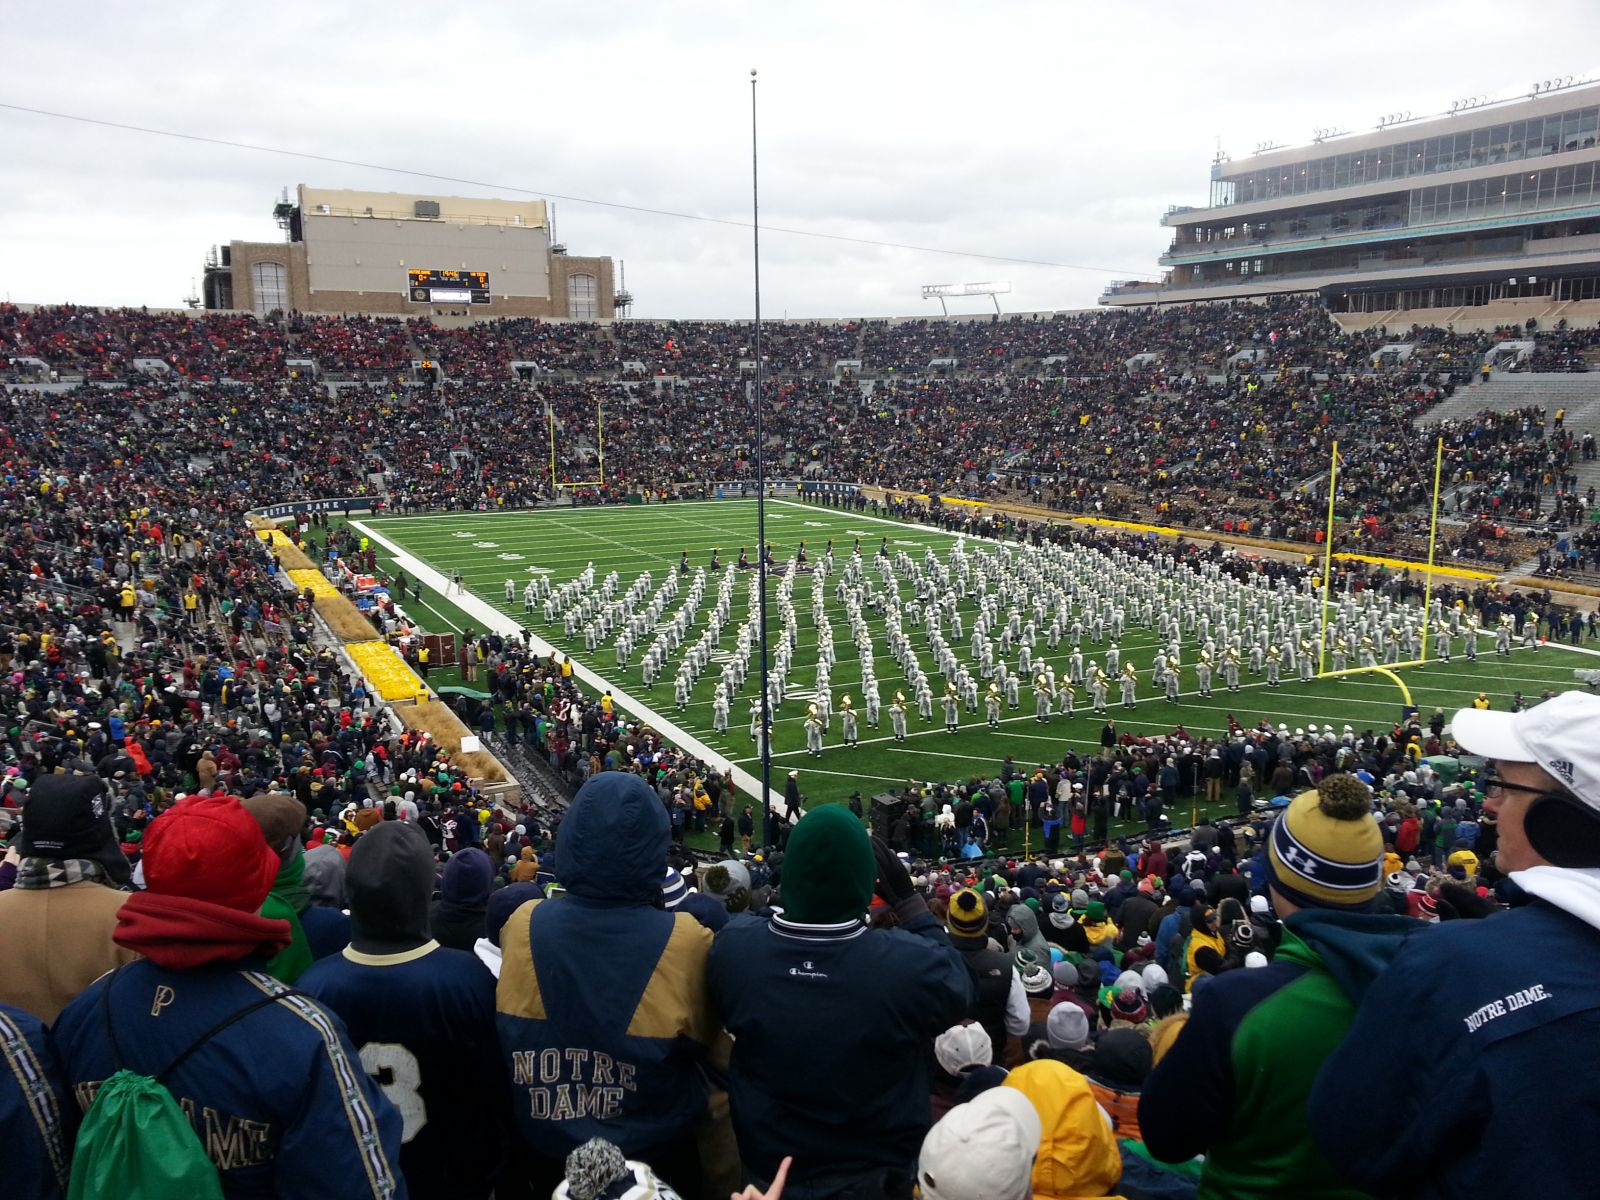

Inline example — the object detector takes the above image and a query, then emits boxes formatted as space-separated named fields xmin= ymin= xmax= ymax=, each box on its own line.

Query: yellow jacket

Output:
xmin=1448 ymin=849 xmax=1480 ymax=879
xmin=1184 ymin=926 xmax=1226 ymax=992
xmin=1004 ymin=1060 xmax=1126 ymax=1200
xmin=1082 ymin=918 xmax=1119 ymax=949
xmin=1148 ymin=1013 xmax=1188 ymax=1065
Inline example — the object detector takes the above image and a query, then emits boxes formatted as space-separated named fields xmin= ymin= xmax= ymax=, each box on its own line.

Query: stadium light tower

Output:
xmin=921 ymin=281 xmax=1011 ymax=316
xmin=750 ymin=67 xmax=775 ymax=846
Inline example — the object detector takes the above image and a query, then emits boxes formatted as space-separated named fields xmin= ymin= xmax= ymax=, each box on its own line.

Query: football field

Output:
xmin=352 ymin=499 xmax=1599 ymax=823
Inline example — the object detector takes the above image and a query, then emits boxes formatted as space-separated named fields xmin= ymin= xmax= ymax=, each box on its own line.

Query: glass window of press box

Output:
xmin=1409 ymin=162 xmax=1600 ymax=223
xmin=1219 ymin=105 xmax=1600 ymax=205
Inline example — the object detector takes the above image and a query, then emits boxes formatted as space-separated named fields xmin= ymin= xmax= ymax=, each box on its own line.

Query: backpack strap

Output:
xmin=98 ymin=963 xmax=133 ymax=1072
xmin=158 ymin=987 xmax=305 ymax=1085
xmin=97 ymin=965 xmax=303 ymax=1084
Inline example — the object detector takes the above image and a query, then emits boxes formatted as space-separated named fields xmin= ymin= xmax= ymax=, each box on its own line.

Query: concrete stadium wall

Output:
xmin=303 ymin=214 xmax=552 ymax=300
xmin=223 ymin=238 xmax=613 ymax=319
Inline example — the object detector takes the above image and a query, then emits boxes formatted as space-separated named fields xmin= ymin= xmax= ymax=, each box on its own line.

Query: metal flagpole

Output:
xmin=1420 ymin=436 xmax=1445 ymax=664
xmin=750 ymin=68 xmax=774 ymax=847
xmin=1318 ymin=440 xmax=1339 ymax=675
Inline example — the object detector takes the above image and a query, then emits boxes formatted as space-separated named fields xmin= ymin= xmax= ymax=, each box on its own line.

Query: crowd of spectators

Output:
xmin=2 ymin=296 xmax=1579 ymax=385
xmin=12 ymin=297 xmax=1600 ymax=570
xmin=1517 ymin=323 xmax=1600 ymax=372
xmin=4 ymin=665 xmax=1598 ymax=1198
xmin=4 ymin=296 xmax=1600 ymax=1198
xmin=0 ymin=305 xmax=288 ymax=382
xmin=4 ymin=363 xmax=1551 ymax=571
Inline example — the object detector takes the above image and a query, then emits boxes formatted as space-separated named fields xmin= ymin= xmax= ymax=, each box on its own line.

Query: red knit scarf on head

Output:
xmin=115 ymin=891 xmax=292 ymax=969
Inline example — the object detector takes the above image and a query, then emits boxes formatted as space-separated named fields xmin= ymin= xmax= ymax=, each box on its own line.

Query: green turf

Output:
xmin=353 ymin=498 xmax=1600 ymax=822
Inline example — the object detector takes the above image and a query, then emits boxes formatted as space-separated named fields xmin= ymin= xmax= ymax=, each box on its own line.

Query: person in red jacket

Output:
xmin=1396 ymin=811 xmax=1421 ymax=857
xmin=1142 ymin=839 xmax=1170 ymax=880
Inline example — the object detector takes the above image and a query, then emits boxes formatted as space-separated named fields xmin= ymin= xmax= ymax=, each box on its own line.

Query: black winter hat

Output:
xmin=19 ymin=775 xmax=130 ymax=885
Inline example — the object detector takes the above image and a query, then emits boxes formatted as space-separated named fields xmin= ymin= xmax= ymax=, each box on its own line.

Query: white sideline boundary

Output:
xmin=350 ymin=520 xmax=783 ymax=813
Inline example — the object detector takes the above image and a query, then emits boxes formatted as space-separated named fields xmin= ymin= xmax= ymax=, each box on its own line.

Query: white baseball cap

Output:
xmin=1452 ymin=692 xmax=1600 ymax=811
xmin=918 ymin=1085 xmax=1042 ymax=1200
xmin=933 ymin=1023 xmax=994 ymax=1077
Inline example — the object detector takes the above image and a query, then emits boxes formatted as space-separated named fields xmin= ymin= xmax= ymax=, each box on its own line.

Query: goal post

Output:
xmin=1318 ymin=436 xmax=1445 ymax=677
xmin=1314 ymin=663 xmax=1416 ymax=707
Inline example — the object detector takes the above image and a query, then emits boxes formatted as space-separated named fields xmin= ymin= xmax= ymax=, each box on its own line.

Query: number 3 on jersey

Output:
xmin=360 ymin=1042 xmax=427 ymax=1142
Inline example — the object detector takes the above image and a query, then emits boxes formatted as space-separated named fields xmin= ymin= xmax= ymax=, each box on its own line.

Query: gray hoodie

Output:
xmin=345 ymin=821 xmax=436 ymax=953
xmin=1006 ymin=902 xmax=1053 ymax=969
xmin=302 ymin=844 xmax=347 ymax=907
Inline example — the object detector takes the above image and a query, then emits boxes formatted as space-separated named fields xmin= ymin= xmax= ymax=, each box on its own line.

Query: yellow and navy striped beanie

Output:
xmin=1267 ymin=775 xmax=1383 ymax=909
xmin=947 ymin=888 xmax=989 ymax=940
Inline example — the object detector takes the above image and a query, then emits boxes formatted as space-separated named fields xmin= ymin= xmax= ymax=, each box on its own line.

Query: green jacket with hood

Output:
xmin=1137 ymin=909 xmax=1419 ymax=1200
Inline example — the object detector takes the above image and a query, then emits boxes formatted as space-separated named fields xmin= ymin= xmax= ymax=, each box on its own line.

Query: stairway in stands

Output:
xmin=1415 ymin=371 xmax=1600 ymax=428
xmin=1413 ymin=372 xmax=1600 ymax=580
xmin=481 ymin=733 xmax=573 ymax=818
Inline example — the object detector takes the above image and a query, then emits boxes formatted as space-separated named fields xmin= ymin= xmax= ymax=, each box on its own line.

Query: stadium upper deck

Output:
xmin=2 ymin=294 xmax=1576 ymax=382
xmin=1104 ymin=80 xmax=1600 ymax=314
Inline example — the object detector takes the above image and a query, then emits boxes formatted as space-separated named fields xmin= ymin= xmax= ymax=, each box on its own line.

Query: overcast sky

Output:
xmin=5 ymin=2 xmax=1599 ymax=318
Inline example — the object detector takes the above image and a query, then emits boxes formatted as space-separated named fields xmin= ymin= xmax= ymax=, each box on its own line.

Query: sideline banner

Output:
xmin=251 ymin=496 xmax=378 ymax=520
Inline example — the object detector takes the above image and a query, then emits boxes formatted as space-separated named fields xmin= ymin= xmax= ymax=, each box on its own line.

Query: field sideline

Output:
xmin=350 ymin=499 xmax=1599 ymax=818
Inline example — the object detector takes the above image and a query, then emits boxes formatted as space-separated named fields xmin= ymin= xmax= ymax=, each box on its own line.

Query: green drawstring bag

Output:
xmin=68 ymin=967 xmax=300 ymax=1200
xmin=69 ymin=1068 xmax=225 ymax=1200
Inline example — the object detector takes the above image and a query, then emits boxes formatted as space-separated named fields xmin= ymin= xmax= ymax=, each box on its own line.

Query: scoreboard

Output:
xmin=407 ymin=269 xmax=491 ymax=304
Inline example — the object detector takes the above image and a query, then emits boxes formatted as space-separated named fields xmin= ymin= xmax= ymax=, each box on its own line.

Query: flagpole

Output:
xmin=1318 ymin=440 xmax=1338 ymax=675
xmin=1420 ymin=436 xmax=1444 ymax=665
xmin=750 ymin=68 xmax=774 ymax=847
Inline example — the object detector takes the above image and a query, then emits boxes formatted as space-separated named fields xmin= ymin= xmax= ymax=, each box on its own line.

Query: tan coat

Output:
xmin=196 ymin=751 xmax=219 ymax=790
xmin=0 ymin=882 xmax=139 ymax=1023
xmin=509 ymin=847 xmax=540 ymax=883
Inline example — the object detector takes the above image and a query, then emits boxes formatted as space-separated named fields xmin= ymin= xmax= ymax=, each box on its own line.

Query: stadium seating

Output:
xmin=4 ymin=297 xmax=1596 ymax=573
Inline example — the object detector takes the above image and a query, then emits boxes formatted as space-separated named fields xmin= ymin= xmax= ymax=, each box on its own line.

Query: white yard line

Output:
xmin=410 ymin=595 xmax=464 ymax=633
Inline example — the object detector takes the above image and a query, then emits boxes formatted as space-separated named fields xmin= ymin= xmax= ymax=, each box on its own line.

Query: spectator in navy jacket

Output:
xmin=709 ymin=807 xmax=974 ymax=1200
xmin=1311 ymin=692 xmax=1600 ymax=1199
xmin=0 ymin=1002 xmax=69 ymax=1200
xmin=51 ymin=794 xmax=404 ymax=1199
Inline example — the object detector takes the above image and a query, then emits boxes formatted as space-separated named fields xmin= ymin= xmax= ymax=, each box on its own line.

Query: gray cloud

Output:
xmin=4 ymin=0 xmax=1599 ymax=315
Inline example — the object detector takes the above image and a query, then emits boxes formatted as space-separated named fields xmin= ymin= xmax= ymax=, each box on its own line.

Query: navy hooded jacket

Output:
xmin=53 ymin=961 xmax=405 ymax=1200
xmin=494 ymin=773 xmax=717 ymax=1161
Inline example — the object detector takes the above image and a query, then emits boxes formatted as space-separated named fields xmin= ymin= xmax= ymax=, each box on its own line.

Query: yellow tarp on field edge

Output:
xmin=287 ymin=568 xmax=341 ymax=599
xmin=345 ymin=641 xmax=427 ymax=702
